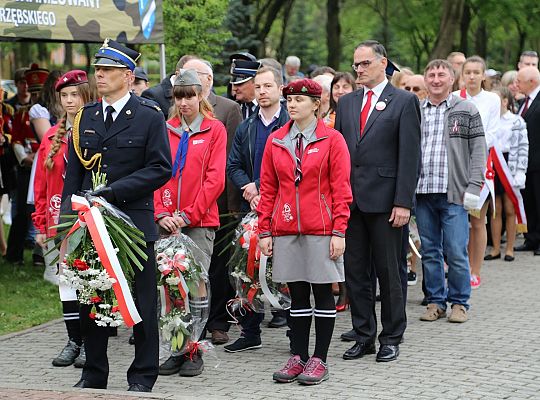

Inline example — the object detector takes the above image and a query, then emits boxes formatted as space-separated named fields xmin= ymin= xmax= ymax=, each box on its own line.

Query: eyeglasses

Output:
xmin=352 ymin=57 xmax=381 ymax=72
xmin=405 ymin=86 xmax=423 ymax=92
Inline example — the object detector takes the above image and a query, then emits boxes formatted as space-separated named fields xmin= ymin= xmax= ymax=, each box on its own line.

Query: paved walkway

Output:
xmin=1 ymin=246 xmax=539 ymax=399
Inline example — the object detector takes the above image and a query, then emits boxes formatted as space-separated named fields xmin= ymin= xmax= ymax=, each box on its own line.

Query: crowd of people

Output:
xmin=0 ymin=38 xmax=539 ymax=391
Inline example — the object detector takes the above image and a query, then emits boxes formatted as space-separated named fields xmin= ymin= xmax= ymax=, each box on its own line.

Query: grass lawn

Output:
xmin=0 ymin=249 xmax=62 ymax=335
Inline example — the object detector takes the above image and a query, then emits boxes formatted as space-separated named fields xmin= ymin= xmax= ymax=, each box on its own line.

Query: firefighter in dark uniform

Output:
xmin=62 ymin=39 xmax=172 ymax=393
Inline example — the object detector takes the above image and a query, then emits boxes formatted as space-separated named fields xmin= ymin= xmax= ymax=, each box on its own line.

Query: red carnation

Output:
xmin=73 ymin=259 xmax=89 ymax=271
xmin=111 ymin=306 xmax=119 ymax=313
xmin=173 ymin=298 xmax=185 ymax=309
xmin=89 ymin=312 xmax=96 ymax=320
xmin=91 ymin=296 xmax=102 ymax=304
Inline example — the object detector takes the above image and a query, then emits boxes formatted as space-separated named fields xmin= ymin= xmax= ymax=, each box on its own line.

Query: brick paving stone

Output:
xmin=1 ymin=241 xmax=540 ymax=399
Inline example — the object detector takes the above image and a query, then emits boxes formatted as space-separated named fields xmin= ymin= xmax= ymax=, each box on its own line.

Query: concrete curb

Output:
xmin=0 ymin=318 xmax=63 ymax=342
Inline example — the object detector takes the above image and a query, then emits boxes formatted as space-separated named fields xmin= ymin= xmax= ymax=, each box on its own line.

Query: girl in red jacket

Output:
xmin=32 ymin=70 xmax=94 ymax=368
xmin=258 ymin=79 xmax=352 ymax=385
xmin=154 ymin=69 xmax=226 ymax=377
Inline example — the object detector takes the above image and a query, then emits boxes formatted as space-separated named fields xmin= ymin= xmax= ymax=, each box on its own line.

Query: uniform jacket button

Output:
xmin=102 ymin=164 xmax=108 ymax=169
xmin=128 ymin=140 xmax=133 ymax=144
xmin=103 ymin=146 xmax=108 ymax=151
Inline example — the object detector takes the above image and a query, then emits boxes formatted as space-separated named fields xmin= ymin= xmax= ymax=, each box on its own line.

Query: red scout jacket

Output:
xmin=32 ymin=123 xmax=67 ymax=236
xmin=154 ymin=116 xmax=226 ymax=228
xmin=257 ymin=119 xmax=352 ymax=238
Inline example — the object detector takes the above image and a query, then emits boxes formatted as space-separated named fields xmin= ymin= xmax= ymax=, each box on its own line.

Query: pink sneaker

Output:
xmin=297 ymin=357 xmax=329 ymax=385
xmin=273 ymin=355 xmax=305 ymax=383
xmin=470 ymin=274 xmax=481 ymax=289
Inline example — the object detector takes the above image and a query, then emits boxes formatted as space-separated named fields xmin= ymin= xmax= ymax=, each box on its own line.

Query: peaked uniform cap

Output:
xmin=25 ymin=64 xmax=49 ymax=93
xmin=230 ymin=59 xmax=261 ymax=84
xmin=93 ymin=38 xmax=140 ymax=71
xmin=134 ymin=67 xmax=149 ymax=82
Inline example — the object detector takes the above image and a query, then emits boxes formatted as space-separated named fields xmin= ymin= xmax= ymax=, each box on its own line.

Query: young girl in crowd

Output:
xmin=33 ymin=70 xmax=94 ymax=368
xmin=454 ymin=55 xmax=501 ymax=289
xmin=257 ymin=79 xmax=352 ymax=385
xmin=484 ymin=87 xmax=529 ymax=262
xmin=154 ymin=69 xmax=226 ymax=378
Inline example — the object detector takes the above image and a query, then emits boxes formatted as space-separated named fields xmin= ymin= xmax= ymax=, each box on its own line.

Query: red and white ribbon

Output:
xmin=157 ymin=250 xmax=190 ymax=313
xmin=477 ymin=152 xmax=496 ymax=212
xmin=490 ymin=147 xmax=528 ymax=232
xmin=64 ymin=195 xmax=142 ymax=327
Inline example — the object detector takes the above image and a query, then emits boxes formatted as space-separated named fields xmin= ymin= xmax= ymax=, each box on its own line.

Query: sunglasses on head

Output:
xmin=405 ymin=86 xmax=422 ymax=92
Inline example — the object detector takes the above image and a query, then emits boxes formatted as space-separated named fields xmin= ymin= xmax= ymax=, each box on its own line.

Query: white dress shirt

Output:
xmin=102 ymin=91 xmax=132 ymax=122
xmin=362 ymin=78 xmax=388 ymax=120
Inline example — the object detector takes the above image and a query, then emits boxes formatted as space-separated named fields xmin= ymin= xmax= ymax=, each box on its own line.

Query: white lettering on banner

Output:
xmin=0 ymin=8 xmax=56 ymax=27
xmin=12 ymin=0 xmax=100 ymax=7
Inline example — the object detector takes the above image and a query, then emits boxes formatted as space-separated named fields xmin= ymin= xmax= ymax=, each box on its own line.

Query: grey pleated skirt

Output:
xmin=272 ymin=235 xmax=345 ymax=284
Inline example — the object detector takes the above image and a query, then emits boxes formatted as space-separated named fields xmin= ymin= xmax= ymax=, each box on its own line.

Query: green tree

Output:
xmin=163 ymin=0 xmax=231 ymax=72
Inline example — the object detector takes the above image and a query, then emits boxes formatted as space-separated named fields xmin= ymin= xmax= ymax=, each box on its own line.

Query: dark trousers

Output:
xmin=240 ymin=309 xmax=290 ymax=339
xmin=6 ymin=167 xmax=32 ymax=262
xmin=81 ymin=242 xmax=158 ymax=388
xmin=523 ymin=171 xmax=540 ymax=247
xmin=206 ymin=216 xmax=236 ymax=332
xmin=400 ymin=224 xmax=409 ymax=307
xmin=240 ymin=311 xmax=265 ymax=338
xmin=344 ymin=209 xmax=406 ymax=345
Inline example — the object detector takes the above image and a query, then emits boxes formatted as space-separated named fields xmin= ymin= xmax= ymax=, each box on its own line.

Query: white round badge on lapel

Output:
xmin=375 ymin=101 xmax=386 ymax=111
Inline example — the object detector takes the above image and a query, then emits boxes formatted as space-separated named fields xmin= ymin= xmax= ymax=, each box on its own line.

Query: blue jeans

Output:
xmin=416 ymin=194 xmax=471 ymax=310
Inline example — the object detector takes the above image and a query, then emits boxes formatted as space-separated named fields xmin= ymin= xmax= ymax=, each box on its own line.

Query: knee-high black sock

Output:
xmin=287 ymin=281 xmax=312 ymax=362
xmin=62 ymin=300 xmax=82 ymax=346
xmin=312 ymin=283 xmax=336 ymax=362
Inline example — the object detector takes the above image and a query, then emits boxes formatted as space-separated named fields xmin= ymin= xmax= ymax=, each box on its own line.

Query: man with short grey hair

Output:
xmin=284 ymin=55 xmax=304 ymax=83
xmin=417 ymin=59 xmax=486 ymax=324
xmin=515 ymin=67 xmax=540 ymax=254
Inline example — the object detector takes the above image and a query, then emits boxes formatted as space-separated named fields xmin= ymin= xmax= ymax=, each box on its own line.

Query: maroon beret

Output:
xmin=55 ymin=70 xmax=88 ymax=92
xmin=282 ymin=78 xmax=322 ymax=98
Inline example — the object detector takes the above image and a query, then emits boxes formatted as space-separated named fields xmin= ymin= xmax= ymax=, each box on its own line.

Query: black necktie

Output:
xmin=242 ymin=102 xmax=253 ymax=119
xmin=105 ymin=105 xmax=115 ymax=130
xmin=295 ymin=132 xmax=304 ymax=186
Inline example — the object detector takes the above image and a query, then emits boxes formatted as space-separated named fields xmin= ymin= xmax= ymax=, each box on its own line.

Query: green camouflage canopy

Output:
xmin=0 ymin=0 xmax=163 ymax=44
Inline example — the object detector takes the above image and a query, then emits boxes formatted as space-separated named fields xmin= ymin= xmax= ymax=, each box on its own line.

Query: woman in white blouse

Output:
xmin=454 ymin=56 xmax=501 ymax=289
xmin=484 ymin=87 xmax=528 ymax=262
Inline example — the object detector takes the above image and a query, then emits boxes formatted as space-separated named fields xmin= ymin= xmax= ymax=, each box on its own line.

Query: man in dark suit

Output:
xmin=140 ymin=71 xmax=173 ymax=119
xmin=335 ymin=40 xmax=421 ymax=362
xmin=63 ymin=39 xmax=172 ymax=392
xmin=516 ymin=66 xmax=540 ymax=255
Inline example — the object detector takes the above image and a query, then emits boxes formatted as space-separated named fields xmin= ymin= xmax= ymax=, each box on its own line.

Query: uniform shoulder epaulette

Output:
xmin=83 ymin=101 xmax=99 ymax=109
xmin=139 ymin=98 xmax=162 ymax=113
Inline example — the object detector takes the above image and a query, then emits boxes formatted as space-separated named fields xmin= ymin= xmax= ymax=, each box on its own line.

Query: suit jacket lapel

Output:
xmin=208 ymin=92 xmax=218 ymax=108
xmin=359 ymin=83 xmax=395 ymax=143
xmin=352 ymin=89 xmax=363 ymax=141
xmin=89 ymin=103 xmax=107 ymax=138
xmin=103 ymin=94 xmax=137 ymax=141
xmin=524 ymin=94 xmax=540 ymax=119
